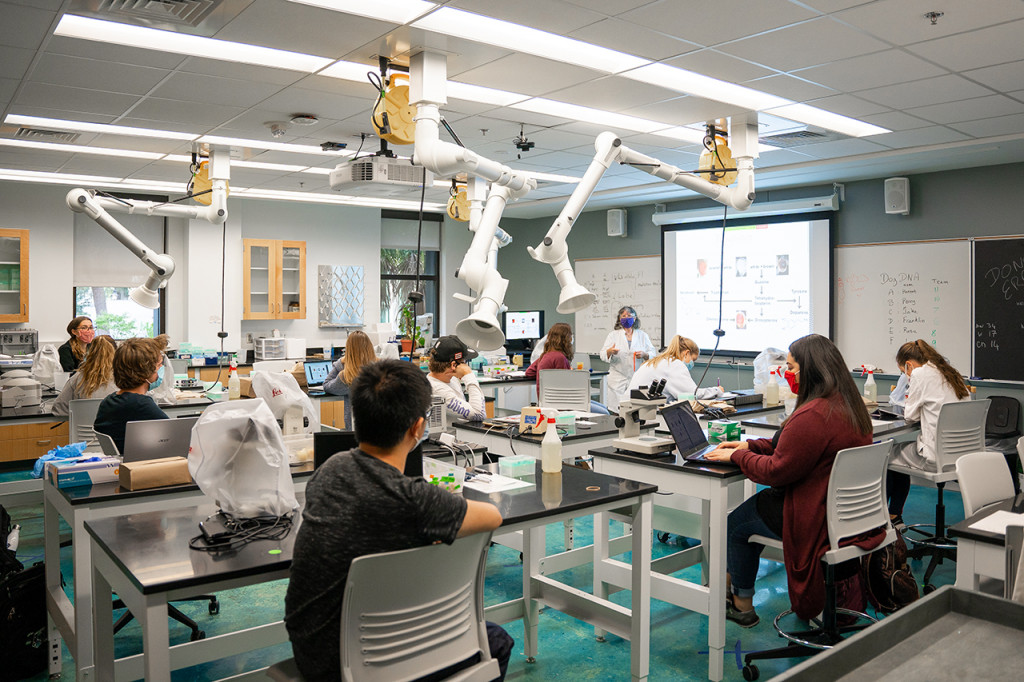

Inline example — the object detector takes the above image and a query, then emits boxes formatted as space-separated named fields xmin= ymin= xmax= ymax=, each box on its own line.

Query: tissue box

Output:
xmin=707 ymin=420 xmax=741 ymax=444
xmin=119 ymin=457 xmax=191 ymax=491
xmin=46 ymin=457 xmax=120 ymax=489
xmin=498 ymin=455 xmax=536 ymax=478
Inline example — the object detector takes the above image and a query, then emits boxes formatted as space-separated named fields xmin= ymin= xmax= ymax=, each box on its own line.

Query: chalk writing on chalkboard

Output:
xmin=981 ymin=256 xmax=1024 ymax=301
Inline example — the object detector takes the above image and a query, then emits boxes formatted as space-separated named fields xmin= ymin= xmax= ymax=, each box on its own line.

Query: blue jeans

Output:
xmin=727 ymin=493 xmax=781 ymax=598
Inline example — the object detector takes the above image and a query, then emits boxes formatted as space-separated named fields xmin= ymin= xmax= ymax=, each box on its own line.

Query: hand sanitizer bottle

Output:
xmin=541 ymin=418 xmax=563 ymax=473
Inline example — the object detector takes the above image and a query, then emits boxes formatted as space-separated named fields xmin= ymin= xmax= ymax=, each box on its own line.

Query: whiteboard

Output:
xmin=834 ymin=241 xmax=971 ymax=374
xmin=574 ymin=255 xmax=662 ymax=354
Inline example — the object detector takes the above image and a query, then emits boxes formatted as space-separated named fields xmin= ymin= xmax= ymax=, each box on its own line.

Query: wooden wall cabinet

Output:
xmin=0 ymin=421 xmax=68 ymax=463
xmin=0 ymin=229 xmax=29 ymax=323
xmin=243 ymin=239 xmax=305 ymax=320
xmin=320 ymin=398 xmax=347 ymax=429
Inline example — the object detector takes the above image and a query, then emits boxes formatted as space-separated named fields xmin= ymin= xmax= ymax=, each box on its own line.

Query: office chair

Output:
xmin=268 ymin=532 xmax=497 ymax=682
xmin=890 ymin=399 xmax=990 ymax=591
xmin=954 ymin=451 xmax=1015 ymax=517
xmin=538 ymin=369 xmax=590 ymax=412
xmin=985 ymin=395 xmax=1022 ymax=494
xmin=96 ymin=432 xmax=120 ymax=457
xmin=68 ymin=398 xmax=103 ymax=450
xmin=742 ymin=440 xmax=897 ymax=681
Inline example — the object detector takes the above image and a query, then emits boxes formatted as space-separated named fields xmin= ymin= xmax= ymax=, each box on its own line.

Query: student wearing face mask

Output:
xmin=58 ymin=316 xmax=96 ymax=372
xmin=627 ymin=335 xmax=723 ymax=401
xmin=600 ymin=306 xmax=656 ymax=412
xmin=93 ymin=336 xmax=169 ymax=453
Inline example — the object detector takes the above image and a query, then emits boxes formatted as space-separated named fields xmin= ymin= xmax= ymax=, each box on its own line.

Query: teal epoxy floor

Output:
xmin=3 ymin=471 xmax=958 ymax=681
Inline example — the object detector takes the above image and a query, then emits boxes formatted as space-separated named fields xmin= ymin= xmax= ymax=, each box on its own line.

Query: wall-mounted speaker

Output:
xmin=607 ymin=208 xmax=627 ymax=237
xmin=884 ymin=177 xmax=910 ymax=215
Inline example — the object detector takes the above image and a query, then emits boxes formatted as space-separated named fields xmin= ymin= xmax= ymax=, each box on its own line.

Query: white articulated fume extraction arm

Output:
xmin=529 ymin=116 xmax=760 ymax=314
xmin=65 ymin=147 xmax=231 ymax=309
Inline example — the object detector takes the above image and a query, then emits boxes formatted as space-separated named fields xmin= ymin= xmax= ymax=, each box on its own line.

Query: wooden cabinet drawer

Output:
xmin=0 ymin=420 xmax=68 ymax=440
xmin=1 ymin=434 xmax=70 ymax=463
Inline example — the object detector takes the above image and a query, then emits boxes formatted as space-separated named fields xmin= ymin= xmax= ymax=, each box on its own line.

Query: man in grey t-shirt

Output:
xmin=285 ymin=359 xmax=510 ymax=681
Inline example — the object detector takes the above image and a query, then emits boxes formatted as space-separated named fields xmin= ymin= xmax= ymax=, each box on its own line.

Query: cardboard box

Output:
xmin=290 ymin=362 xmax=307 ymax=390
xmin=119 ymin=456 xmax=192 ymax=491
xmin=46 ymin=457 xmax=120 ymax=489
xmin=237 ymin=376 xmax=257 ymax=398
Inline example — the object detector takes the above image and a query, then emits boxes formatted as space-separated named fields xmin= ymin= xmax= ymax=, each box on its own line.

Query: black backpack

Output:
xmin=861 ymin=528 xmax=920 ymax=614
xmin=0 ymin=506 xmax=48 ymax=681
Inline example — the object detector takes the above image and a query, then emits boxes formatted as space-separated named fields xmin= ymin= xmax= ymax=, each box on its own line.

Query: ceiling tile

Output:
xmin=0 ymin=1 xmax=57 ymax=50
xmin=722 ymin=17 xmax=889 ymax=72
xmin=753 ymin=147 xmax=816 ymax=166
xmin=836 ymin=0 xmax=1024 ymax=46
xmin=621 ymin=96 xmax=748 ymax=128
xmin=560 ymin=0 xmax=655 ymax=17
xmin=178 ymin=57 xmax=307 ymax=87
xmin=568 ymin=18 xmax=697 ymax=61
xmin=867 ymin=125 xmax=971 ymax=149
xmin=0 ymin=46 xmax=34 ymax=81
xmin=0 ymin=77 xmax=17 ymax=105
xmin=0 ymin=149 xmax=66 ymax=171
xmin=742 ymin=74 xmax=835 ymax=102
xmin=802 ymin=94 xmax=888 ymax=117
xmin=555 ymin=76 xmax=677 ymax=114
xmin=29 ymin=53 xmax=170 ymax=96
xmin=792 ymin=137 xmax=888 ymax=159
xmin=126 ymin=97 xmax=244 ymax=127
xmin=6 ymin=0 xmax=63 ymax=9
xmin=620 ymin=0 xmax=816 ymax=47
xmin=859 ymin=110 xmax=932 ymax=132
xmin=44 ymin=35 xmax=186 ymax=69
xmin=57 ymin=156 xmax=151 ymax=177
xmin=663 ymin=49 xmax=775 ymax=83
xmin=455 ymin=54 xmax=599 ymax=97
xmin=906 ymin=19 xmax=1024 ymax=71
xmin=963 ymin=61 xmax=1024 ymax=93
xmin=791 ymin=50 xmax=945 ymax=91
xmin=856 ymin=75 xmax=992 ymax=109
xmin=211 ymin=1 xmax=393 ymax=59
xmin=797 ymin=0 xmax=873 ymax=12
xmin=254 ymin=86 xmax=373 ymax=123
xmin=150 ymin=72 xmax=284 ymax=108
xmin=16 ymin=82 xmax=139 ymax=117
xmin=907 ymin=95 xmax=1024 ymax=125
xmin=452 ymin=0 xmax=606 ymax=34
xmin=949 ymin=113 xmax=1024 ymax=138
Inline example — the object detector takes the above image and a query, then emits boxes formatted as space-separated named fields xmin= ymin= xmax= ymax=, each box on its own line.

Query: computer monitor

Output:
xmin=503 ymin=310 xmax=545 ymax=341
xmin=303 ymin=360 xmax=332 ymax=388
xmin=313 ymin=430 xmax=358 ymax=469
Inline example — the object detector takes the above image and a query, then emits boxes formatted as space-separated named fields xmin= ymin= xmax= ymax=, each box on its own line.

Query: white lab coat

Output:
xmin=627 ymin=358 xmax=721 ymax=402
xmin=889 ymin=362 xmax=970 ymax=470
xmin=600 ymin=328 xmax=655 ymax=411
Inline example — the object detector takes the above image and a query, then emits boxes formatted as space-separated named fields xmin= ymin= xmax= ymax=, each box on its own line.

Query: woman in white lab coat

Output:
xmin=600 ymin=306 xmax=656 ymax=412
xmin=628 ymin=335 xmax=723 ymax=401
xmin=886 ymin=339 xmax=971 ymax=522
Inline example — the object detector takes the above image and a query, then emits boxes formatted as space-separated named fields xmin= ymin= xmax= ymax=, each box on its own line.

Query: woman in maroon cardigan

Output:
xmin=706 ymin=334 xmax=872 ymax=627
xmin=525 ymin=322 xmax=574 ymax=386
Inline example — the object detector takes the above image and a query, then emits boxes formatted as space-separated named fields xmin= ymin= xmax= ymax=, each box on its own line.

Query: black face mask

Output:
xmin=403 ymin=443 xmax=423 ymax=478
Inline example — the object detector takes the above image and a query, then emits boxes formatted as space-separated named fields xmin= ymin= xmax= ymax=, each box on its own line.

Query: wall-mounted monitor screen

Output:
xmin=503 ymin=310 xmax=545 ymax=341
xmin=663 ymin=213 xmax=832 ymax=355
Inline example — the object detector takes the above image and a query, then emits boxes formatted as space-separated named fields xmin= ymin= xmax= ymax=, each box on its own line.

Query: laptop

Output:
xmin=122 ymin=416 xmax=199 ymax=463
xmin=873 ymin=403 xmax=905 ymax=420
xmin=304 ymin=360 xmax=333 ymax=396
xmin=661 ymin=401 xmax=731 ymax=464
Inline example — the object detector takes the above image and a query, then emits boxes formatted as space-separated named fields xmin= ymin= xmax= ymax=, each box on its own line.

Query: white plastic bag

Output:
xmin=147 ymin=355 xmax=176 ymax=405
xmin=889 ymin=372 xmax=910 ymax=406
xmin=188 ymin=399 xmax=298 ymax=518
xmin=250 ymin=370 xmax=317 ymax=434
xmin=753 ymin=347 xmax=787 ymax=391
xmin=31 ymin=345 xmax=62 ymax=387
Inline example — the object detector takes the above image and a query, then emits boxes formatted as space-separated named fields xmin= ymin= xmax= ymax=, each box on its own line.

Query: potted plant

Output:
xmin=399 ymin=303 xmax=424 ymax=354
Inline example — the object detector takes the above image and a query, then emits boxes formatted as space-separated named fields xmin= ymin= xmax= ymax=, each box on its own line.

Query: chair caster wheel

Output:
xmin=209 ymin=600 xmax=220 ymax=615
xmin=191 ymin=630 xmax=206 ymax=641
xmin=656 ymin=532 xmax=670 ymax=544
xmin=923 ymin=583 xmax=937 ymax=595
xmin=742 ymin=663 xmax=759 ymax=680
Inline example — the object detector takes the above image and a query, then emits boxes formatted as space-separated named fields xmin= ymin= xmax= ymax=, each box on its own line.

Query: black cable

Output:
xmin=368 ymin=71 xmax=388 ymax=134
xmin=693 ymin=205 xmax=729 ymax=412
xmin=212 ymin=218 xmax=228 ymax=388
xmin=188 ymin=512 xmax=294 ymax=553
xmin=440 ymin=117 xmax=465 ymax=147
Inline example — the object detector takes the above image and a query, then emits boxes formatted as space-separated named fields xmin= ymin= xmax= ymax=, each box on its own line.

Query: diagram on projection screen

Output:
xmin=664 ymin=217 xmax=831 ymax=354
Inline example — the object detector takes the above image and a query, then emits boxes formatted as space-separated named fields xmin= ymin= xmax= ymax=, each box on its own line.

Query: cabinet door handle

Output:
xmin=37 ymin=439 xmax=52 ymax=446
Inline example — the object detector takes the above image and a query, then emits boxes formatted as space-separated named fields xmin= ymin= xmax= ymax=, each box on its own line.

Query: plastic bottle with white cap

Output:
xmin=541 ymin=418 xmax=563 ymax=473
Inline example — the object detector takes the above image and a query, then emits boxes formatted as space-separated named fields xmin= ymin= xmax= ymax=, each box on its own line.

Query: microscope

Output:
xmin=612 ymin=379 xmax=677 ymax=455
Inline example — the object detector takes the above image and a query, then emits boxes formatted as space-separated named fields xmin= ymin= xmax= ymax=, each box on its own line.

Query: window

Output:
xmin=75 ymin=286 xmax=161 ymax=339
xmin=380 ymin=212 xmax=442 ymax=336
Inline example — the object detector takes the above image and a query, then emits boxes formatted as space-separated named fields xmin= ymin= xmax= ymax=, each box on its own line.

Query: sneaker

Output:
xmin=725 ymin=595 xmax=760 ymax=628
xmin=891 ymin=515 xmax=907 ymax=534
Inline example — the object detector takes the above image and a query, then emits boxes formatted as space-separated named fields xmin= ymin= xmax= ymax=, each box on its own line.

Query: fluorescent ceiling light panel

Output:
xmin=286 ymin=0 xmax=437 ymax=25
xmin=5 ymin=114 xmax=197 ymax=141
xmin=623 ymin=63 xmax=791 ymax=111
xmin=0 ymin=168 xmax=124 ymax=184
xmin=233 ymin=160 xmax=310 ymax=173
xmin=120 ymin=178 xmax=191 ymax=191
xmin=300 ymin=167 xmax=334 ymax=175
xmin=765 ymin=104 xmax=891 ymax=138
xmin=511 ymin=99 xmax=664 ymax=134
xmin=198 ymin=135 xmax=350 ymax=155
xmin=651 ymin=126 xmax=708 ymax=145
xmin=319 ymin=60 xmax=379 ymax=82
xmin=54 ymin=15 xmax=332 ymax=72
xmin=523 ymin=172 xmax=581 ymax=184
xmin=0 ymin=139 xmax=164 ymax=160
xmin=447 ymin=82 xmax=529 ymax=107
xmin=412 ymin=8 xmax=649 ymax=74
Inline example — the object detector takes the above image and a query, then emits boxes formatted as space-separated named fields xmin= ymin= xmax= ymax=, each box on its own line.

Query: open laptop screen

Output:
xmin=661 ymin=401 xmax=710 ymax=453
xmin=304 ymin=360 xmax=332 ymax=387
xmin=122 ymin=417 xmax=199 ymax=463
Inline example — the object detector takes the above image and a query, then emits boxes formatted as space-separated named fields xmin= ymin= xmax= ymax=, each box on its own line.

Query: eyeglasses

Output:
xmin=424 ymin=408 xmax=433 ymax=421
xmin=78 ymin=325 xmax=94 ymax=331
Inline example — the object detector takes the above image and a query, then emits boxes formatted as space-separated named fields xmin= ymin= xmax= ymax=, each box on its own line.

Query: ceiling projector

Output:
xmin=330 ymin=156 xmax=435 ymax=191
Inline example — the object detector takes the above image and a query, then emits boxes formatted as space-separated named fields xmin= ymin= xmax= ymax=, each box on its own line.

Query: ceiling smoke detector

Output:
xmin=266 ymin=121 xmax=289 ymax=139
xmin=290 ymin=114 xmax=319 ymax=126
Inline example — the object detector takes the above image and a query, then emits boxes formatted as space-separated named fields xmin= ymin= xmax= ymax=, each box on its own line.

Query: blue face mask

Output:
xmin=686 ymin=360 xmax=695 ymax=370
xmin=149 ymin=365 xmax=164 ymax=391
xmin=415 ymin=414 xmax=430 ymax=448
xmin=620 ymin=317 xmax=635 ymax=329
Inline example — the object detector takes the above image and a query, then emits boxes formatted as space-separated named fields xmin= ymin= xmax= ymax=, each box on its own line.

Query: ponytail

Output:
xmin=896 ymin=339 xmax=969 ymax=400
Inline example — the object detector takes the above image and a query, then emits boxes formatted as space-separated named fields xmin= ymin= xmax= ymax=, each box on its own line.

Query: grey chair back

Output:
xmin=934 ymin=399 xmax=990 ymax=473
